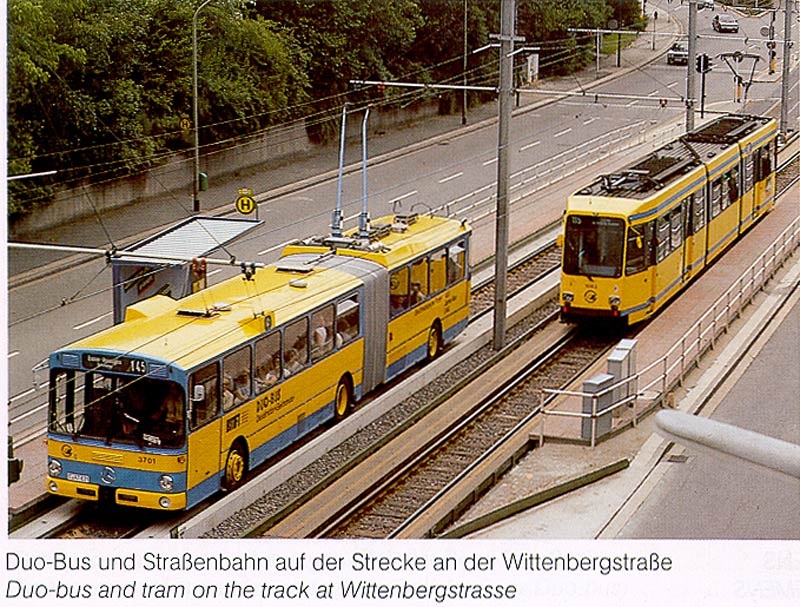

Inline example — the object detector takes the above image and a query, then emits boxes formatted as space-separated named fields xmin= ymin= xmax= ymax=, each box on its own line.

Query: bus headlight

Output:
xmin=563 ymin=292 xmax=574 ymax=303
xmin=159 ymin=496 xmax=172 ymax=509
xmin=609 ymin=295 xmax=621 ymax=307
xmin=159 ymin=475 xmax=174 ymax=492
xmin=48 ymin=459 xmax=63 ymax=477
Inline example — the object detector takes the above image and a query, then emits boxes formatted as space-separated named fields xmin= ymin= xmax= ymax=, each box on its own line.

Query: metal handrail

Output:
xmin=540 ymin=213 xmax=800 ymax=446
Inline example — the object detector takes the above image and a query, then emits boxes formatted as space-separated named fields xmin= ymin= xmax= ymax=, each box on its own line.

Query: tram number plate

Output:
xmin=67 ymin=473 xmax=91 ymax=483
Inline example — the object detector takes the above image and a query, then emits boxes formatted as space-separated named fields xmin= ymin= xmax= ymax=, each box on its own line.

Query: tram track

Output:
xmin=256 ymin=322 xmax=616 ymax=539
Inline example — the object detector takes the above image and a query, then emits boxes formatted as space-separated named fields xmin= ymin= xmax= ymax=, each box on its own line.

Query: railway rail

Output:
xmin=309 ymin=329 xmax=614 ymax=539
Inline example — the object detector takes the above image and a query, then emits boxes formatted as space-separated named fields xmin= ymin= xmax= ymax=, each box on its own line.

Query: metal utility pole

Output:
xmin=493 ymin=0 xmax=515 ymax=351
xmin=462 ymin=0 xmax=468 ymax=125
xmin=686 ymin=0 xmax=698 ymax=132
xmin=780 ymin=0 xmax=794 ymax=136
xmin=192 ymin=0 xmax=213 ymax=213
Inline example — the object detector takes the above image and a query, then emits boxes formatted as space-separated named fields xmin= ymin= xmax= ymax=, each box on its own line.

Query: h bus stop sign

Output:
xmin=236 ymin=188 xmax=257 ymax=216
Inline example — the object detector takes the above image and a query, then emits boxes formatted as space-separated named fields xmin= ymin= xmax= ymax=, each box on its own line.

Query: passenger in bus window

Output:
xmin=284 ymin=349 xmax=303 ymax=376
xmin=222 ymin=374 xmax=235 ymax=409
xmin=234 ymin=371 xmax=250 ymax=403
xmin=410 ymin=282 xmax=424 ymax=305
xmin=256 ymin=355 xmax=280 ymax=391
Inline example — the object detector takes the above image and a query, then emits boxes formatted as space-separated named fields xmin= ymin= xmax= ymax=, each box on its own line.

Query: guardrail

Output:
xmin=539 ymin=213 xmax=800 ymax=447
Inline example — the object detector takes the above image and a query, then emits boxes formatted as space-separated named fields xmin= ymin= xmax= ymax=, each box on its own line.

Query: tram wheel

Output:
xmin=334 ymin=377 xmax=352 ymax=421
xmin=426 ymin=322 xmax=442 ymax=361
xmin=223 ymin=441 xmax=247 ymax=491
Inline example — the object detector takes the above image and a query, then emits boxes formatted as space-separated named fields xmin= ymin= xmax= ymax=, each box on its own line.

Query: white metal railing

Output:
xmin=539 ymin=213 xmax=800 ymax=447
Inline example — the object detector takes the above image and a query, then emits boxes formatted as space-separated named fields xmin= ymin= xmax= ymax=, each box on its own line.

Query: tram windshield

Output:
xmin=49 ymin=370 xmax=185 ymax=448
xmin=562 ymin=215 xmax=624 ymax=278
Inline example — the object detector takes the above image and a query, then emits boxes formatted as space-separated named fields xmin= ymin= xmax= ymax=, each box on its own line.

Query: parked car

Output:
xmin=667 ymin=42 xmax=689 ymax=65
xmin=712 ymin=14 xmax=739 ymax=33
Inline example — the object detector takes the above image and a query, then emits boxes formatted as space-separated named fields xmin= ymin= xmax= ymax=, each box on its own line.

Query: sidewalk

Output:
xmin=7 ymin=4 xmax=680 ymax=285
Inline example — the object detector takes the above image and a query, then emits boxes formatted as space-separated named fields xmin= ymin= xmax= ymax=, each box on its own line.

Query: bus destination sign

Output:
xmin=82 ymin=353 xmax=149 ymax=375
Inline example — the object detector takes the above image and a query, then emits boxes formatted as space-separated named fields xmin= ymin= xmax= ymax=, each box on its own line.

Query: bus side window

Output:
xmin=223 ymin=346 xmax=251 ymax=410
xmin=336 ymin=295 xmax=360 ymax=347
xmin=390 ymin=266 xmax=410 ymax=317
xmin=255 ymin=332 xmax=281 ymax=393
xmin=710 ymin=178 xmax=723 ymax=218
xmin=429 ymin=248 xmax=447 ymax=295
xmin=283 ymin=317 xmax=309 ymax=377
xmin=311 ymin=304 xmax=335 ymax=362
xmin=447 ymin=241 xmax=466 ymax=284
xmin=410 ymin=257 xmax=429 ymax=305
xmin=190 ymin=363 xmax=219 ymax=429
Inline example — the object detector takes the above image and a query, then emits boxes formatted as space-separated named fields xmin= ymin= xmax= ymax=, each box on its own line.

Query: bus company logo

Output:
xmin=584 ymin=290 xmax=598 ymax=304
xmin=100 ymin=467 xmax=117 ymax=484
xmin=61 ymin=445 xmax=73 ymax=458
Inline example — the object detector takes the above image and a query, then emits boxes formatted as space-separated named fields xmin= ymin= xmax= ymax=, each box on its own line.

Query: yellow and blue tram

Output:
xmin=559 ymin=114 xmax=777 ymax=326
xmin=46 ymin=213 xmax=470 ymax=509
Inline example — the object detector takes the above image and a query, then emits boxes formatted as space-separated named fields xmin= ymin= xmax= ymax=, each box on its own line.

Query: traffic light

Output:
xmin=695 ymin=53 xmax=712 ymax=73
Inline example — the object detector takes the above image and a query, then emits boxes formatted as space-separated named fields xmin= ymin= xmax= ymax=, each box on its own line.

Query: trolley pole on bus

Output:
xmin=685 ymin=0 xmax=698 ymax=132
xmin=493 ymin=0 xmax=516 ymax=351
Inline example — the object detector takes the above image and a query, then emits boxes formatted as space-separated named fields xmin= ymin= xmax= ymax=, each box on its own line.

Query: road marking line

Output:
xmin=482 ymin=157 xmax=497 ymax=166
xmin=582 ymin=117 xmax=598 ymax=125
xmin=8 ymin=350 xmax=20 ymax=359
xmin=439 ymin=171 xmax=463 ymax=184
xmin=391 ymin=190 xmax=418 ymax=204
xmin=553 ymin=127 xmax=572 ymax=138
xmin=73 ymin=312 xmax=112 ymax=331
xmin=258 ymin=240 xmax=293 ymax=256
xmin=10 ymin=388 xmax=36 ymax=403
xmin=520 ymin=140 xmax=541 ymax=152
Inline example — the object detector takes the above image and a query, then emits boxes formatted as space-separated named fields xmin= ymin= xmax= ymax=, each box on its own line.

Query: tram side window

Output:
xmin=390 ymin=266 xmax=410 ymax=317
xmin=255 ymin=332 xmax=281 ymax=393
xmin=190 ymin=363 xmax=219 ymax=429
xmin=625 ymin=224 xmax=647 ymax=275
xmin=223 ymin=346 xmax=251 ymax=410
xmin=411 ymin=257 xmax=429 ymax=305
xmin=656 ymin=215 xmax=671 ymax=262
xmin=670 ymin=206 xmax=683 ymax=250
xmin=429 ymin=248 xmax=447 ymax=295
xmin=744 ymin=155 xmax=755 ymax=191
xmin=710 ymin=178 xmax=723 ymax=218
xmin=311 ymin=304 xmax=335 ymax=362
xmin=757 ymin=143 xmax=772 ymax=180
xmin=447 ymin=241 xmax=466 ymax=285
xmin=284 ymin=317 xmax=309 ymax=377
xmin=691 ymin=191 xmax=706 ymax=233
xmin=726 ymin=167 xmax=739 ymax=204
xmin=336 ymin=295 xmax=360 ymax=347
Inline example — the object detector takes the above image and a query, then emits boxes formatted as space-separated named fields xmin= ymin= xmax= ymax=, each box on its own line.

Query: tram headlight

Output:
xmin=563 ymin=292 xmax=574 ymax=303
xmin=48 ymin=459 xmax=63 ymax=477
xmin=159 ymin=475 xmax=174 ymax=492
xmin=609 ymin=295 xmax=621 ymax=307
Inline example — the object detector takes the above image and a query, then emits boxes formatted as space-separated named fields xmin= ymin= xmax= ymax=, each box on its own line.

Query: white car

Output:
xmin=712 ymin=14 xmax=739 ymax=33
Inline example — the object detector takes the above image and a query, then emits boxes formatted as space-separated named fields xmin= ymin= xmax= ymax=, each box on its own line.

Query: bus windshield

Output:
xmin=49 ymin=370 xmax=185 ymax=449
xmin=562 ymin=215 xmax=624 ymax=278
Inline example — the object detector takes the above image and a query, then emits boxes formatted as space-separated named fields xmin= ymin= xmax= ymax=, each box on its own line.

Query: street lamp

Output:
xmin=192 ymin=0 xmax=213 ymax=213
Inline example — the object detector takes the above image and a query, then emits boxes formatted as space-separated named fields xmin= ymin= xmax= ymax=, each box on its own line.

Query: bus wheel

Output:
xmin=223 ymin=442 xmax=247 ymax=491
xmin=427 ymin=322 xmax=442 ymax=361
xmin=334 ymin=377 xmax=352 ymax=421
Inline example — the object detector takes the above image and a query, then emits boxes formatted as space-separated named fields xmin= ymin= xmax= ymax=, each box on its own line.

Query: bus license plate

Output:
xmin=67 ymin=473 xmax=91 ymax=483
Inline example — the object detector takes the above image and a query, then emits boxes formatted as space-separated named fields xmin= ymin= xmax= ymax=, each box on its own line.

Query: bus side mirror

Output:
xmin=556 ymin=234 xmax=564 ymax=248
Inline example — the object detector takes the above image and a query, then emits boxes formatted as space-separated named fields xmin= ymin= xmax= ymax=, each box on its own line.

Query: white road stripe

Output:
xmin=520 ymin=140 xmax=541 ymax=152
xmin=553 ymin=127 xmax=572 ymax=138
xmin=73 ymin=312 xmax=112 ymax=331
xmin=438 ymin=171 xmax=464 ymax=184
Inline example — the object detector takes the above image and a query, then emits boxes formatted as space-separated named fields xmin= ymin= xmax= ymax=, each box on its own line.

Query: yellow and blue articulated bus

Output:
xmin=559 ymin=114 xmax=776 ymax=326
xmin=46 ymin=213 xmax=470 ymax=510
